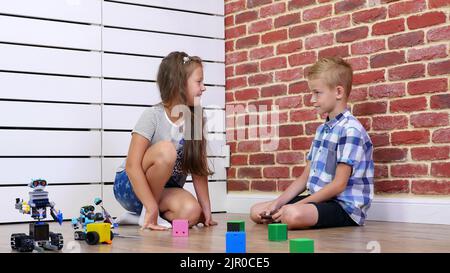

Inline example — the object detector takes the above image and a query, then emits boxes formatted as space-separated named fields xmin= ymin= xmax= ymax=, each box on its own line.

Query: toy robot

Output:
xmin=94 ymin=197 xmax=118 ymax=229
xmin=11 ymin=179 xmax=64 ymax=252
xmin=71 ymin=198 xmax=118 ymax=245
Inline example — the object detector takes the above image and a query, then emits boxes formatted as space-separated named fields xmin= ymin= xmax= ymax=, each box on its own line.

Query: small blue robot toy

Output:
xmin=11 ymin=179 xmax=64 ymax=252
xmin=71 ymin=198 xmax=118 ymax=244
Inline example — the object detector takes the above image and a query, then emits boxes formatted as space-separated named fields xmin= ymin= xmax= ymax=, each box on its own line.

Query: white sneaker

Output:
xmin=138 ymin=206 xmax=172 ymax=229
xmin=116 ymin=211 xmax=139 ymax=225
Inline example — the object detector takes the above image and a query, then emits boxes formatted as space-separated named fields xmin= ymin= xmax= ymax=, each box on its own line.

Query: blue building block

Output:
xmin=226 ymin=231 xmax=246 ymax=253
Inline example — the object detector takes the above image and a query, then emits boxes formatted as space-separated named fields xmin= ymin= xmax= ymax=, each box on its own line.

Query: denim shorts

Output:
xmin=113 ymin=170 xmax=184 ymax=214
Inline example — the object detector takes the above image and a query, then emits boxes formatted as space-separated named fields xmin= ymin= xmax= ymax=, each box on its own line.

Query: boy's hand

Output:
xmin=259 ymin=201 xmax=280 ymax=223
xmin=259 ymin=212 xmax=276 ymax=223
xmin=271 ymin=204 xmax=294 ymax=223
xmin=259 ymin=213 xmax=275 ymax=220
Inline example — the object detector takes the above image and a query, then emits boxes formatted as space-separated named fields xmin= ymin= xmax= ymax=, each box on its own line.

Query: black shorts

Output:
xmin=287 ymin=195 xmax=358 ymax=229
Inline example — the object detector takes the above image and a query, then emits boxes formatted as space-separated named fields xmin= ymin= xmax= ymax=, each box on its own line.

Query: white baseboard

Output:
xmin=366 ymin=196 xmax=450 ymax=225
xmin=226 ymin=193 xmax=450 ymax=225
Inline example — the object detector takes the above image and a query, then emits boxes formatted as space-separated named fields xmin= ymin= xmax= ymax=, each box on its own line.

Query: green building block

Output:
xmin=289 ymin=238 xmax=314 ymax=253
xmin=227 ymin=220 xmax=245 ymax=232
xmin=268 ymin=223 xmax=287 ymax=241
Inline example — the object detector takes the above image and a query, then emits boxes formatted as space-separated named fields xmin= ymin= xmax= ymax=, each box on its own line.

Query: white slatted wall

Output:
xmin=0 ymin=0 xmax=226 ymax=223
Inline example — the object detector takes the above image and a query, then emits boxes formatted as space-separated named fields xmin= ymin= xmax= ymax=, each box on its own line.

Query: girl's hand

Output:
xmin=200 ymin=211 xmax=218 ymax=227
xmin=142 ymin=223 xmax=169 ymax=231
xmin=141 ymin=205 xmax=168 ymax=231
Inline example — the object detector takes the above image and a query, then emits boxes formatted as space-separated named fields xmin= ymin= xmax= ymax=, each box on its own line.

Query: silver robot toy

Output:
xmin=11 ymin=179 xmax=64 ymax=252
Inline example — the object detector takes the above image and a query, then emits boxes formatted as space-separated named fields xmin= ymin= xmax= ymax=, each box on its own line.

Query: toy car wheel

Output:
xmin=10 ymin=233 xmax=26 ymax=250
xmin=85 ymin=231 xmax=99 ymax=245
xmin=74 ymin=231 xmax=85 ymax=240
xmin=50 ymin=232 xmax=64 ymax=250
xmin=18 ymin=236 xmax=35 ymax=252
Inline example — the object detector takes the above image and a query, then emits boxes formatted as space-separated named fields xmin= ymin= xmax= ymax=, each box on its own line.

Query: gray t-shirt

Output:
xmin=117 ymin=103 xmax=187 ymax=187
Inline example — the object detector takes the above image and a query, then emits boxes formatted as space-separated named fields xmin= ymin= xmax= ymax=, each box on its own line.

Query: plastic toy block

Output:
xmin=289 ymin=238 xmax=314 ymax=253
xmin=172 ymin=219 xmax=189 ymax=237
xmin=227 ymin=220 xmax=245 ymax=232
xmin=226 ymin=232 xmax=246 ymax=253
xmin=268 ymin=223 xmax=287 ymax=241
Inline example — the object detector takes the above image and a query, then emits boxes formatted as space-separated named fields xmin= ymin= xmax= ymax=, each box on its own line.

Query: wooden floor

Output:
xmin=2 ymin=213 xmax=450 ymax=253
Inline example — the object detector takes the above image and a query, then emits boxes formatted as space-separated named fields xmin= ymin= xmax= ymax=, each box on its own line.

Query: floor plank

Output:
xmin=2 ymin=213 xmax=450 ymax=253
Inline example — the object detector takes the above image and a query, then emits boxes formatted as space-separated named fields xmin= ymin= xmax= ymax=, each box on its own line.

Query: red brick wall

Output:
xmin=224 ymin=0 xmax=450 ymax=195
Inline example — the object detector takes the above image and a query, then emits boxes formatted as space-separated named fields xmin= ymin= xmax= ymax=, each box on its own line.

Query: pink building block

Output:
xmin=172 ymin=219 xmax=189 ymax=237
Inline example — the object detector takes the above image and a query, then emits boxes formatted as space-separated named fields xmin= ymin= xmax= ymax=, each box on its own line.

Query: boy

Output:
xmin=250 ymin=57 xmax=374 ymax=229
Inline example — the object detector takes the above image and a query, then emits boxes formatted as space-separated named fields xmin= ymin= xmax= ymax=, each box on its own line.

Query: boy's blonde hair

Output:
xmin=307 ymin=57 xmax=353 ymax=97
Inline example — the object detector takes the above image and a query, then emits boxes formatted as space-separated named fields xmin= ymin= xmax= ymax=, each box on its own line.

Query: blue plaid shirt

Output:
xmin=306 ymin=108 xmax=374 ymax=225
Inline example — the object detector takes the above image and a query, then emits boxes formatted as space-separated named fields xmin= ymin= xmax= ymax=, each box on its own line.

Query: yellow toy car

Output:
xmin=85 ymin=223 xmax=113 ymax=245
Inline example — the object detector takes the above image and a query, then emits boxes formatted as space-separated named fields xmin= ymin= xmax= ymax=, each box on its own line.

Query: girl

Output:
xmin=114 ymin=51 xmax=217 ymax=230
